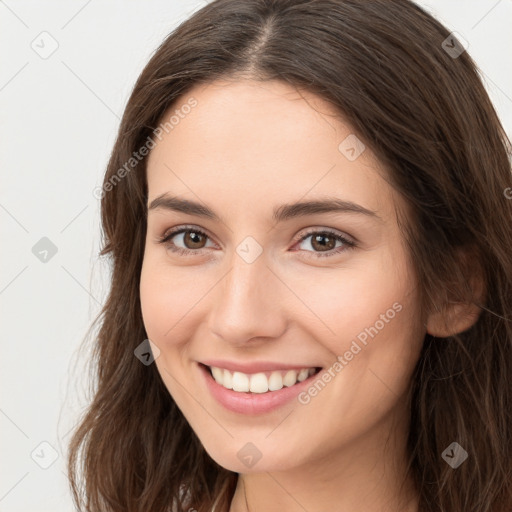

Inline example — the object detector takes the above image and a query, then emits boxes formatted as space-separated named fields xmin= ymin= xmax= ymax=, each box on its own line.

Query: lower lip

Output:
xmin=199 ymin=363 xmax=321 ymax=415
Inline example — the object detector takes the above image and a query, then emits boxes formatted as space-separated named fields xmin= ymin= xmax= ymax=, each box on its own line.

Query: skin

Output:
xmin=140 ymin=78 xmax=430 ymax=512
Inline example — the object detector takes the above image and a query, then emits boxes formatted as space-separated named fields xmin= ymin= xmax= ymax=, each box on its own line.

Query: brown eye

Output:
xmin=182 ymin=230 xmax=207 ymax=249
xmin=295 ymin=229 xmax=356 ymax=259
xmin=310 ymin=233 xmax=337 ymax=252
xmin=158 ymin=226 xmax=215 ymax=256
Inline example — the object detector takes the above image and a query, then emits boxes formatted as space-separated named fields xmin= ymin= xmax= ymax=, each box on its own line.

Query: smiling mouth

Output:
xmin=201 ymin=363 xmax=322 ymax=394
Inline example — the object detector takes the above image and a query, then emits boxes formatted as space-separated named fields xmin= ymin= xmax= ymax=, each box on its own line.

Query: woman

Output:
xmin=68 ymin=1 xmax=512 ymax=511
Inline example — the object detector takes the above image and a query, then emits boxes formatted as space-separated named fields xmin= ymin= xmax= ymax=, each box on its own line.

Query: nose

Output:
xmin=207 ymin=250 xmax=288 ymax=347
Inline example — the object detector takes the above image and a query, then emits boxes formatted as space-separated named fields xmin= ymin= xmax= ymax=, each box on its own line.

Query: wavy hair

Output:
xmin=67 ymin=1 xmax=512 ymax=511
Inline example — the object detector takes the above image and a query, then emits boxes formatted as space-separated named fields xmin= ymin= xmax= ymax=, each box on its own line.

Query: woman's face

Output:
xmin=140 ymin=78 xmax=426 ymax=473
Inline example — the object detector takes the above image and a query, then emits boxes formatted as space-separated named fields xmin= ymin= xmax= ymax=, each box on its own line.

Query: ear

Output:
xmin=426 ymin=246 xmax=486 ymax=338
xmin=426 ymin=302 xmax=482 ymax=337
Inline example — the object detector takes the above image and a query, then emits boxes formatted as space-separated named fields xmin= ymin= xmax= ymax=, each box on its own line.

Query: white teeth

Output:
xmin=232 ymin=371 xmax=249 ymax=392
xmin=297 ymin=368 xmax=309 ymax=382
xmin=268 ymin=372 xmax=283 ymax=391
xmin=249 ymin=373 xmax=268 ymax=393
xmin=211 ymin=366 xmax=224 ymax=382
xmin=223 ymin=369 xmax=233 ymax=389
xmin=283 ymin=370 xmax=297 ymax=387
xmin=208 ymin=365 xmax=318 ymax=393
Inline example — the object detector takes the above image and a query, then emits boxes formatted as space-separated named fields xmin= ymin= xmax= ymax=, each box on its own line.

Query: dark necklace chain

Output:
xmin=242 ymin=477 xmax=250 ymax=512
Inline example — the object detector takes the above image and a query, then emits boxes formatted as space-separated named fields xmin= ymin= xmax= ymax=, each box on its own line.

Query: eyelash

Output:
xmin=157 ymin=224 xmax=357 ymax=259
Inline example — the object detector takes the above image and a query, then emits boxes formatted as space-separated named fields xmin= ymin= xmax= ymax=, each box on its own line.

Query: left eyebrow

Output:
xmin=272 ymin=197 xmax=382 ymax=223
xmin=147 ymin=194 xmax=382 ymax=223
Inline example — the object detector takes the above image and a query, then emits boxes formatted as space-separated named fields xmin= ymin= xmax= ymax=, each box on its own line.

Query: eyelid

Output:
xmin=157 ymin=224 xmax=217 ymax=247
xmin=158 ymin=224 xmax=355 ymax=243
xmin=292 ymin=226 xmax=356 ymax=245
xmin=157 ymin=224 xmax=357 ymax=257
xmin=290 ymin=227 xmax=356 ymax=258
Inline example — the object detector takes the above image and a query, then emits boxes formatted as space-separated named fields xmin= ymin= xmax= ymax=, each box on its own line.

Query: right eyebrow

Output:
xmin=148 ymin=194 xmax=221 ymax=220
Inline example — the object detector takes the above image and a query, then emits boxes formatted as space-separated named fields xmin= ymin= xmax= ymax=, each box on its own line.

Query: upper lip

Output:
xmin=200 ymin=359 xmax=321 ymax=374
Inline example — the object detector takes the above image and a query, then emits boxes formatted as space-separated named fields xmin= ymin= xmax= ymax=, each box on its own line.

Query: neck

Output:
xmin=229 ymin=406 xmax=419 ymax=512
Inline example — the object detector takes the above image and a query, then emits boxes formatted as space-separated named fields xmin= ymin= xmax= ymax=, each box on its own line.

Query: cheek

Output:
xmin=139 ymin=252 xmax=214 ymax=367
xmin=140 ymin=259 xmax=172 ymax=340
xmin=141 ymin=249 xmax=194 ymax=332
xmin=294 ymin=247 xmax=424 ymax=398
xmin=293 ymin=252 xmax=417 ymax=348
xmin=139 ymin=259 xmax=196 ymax=407
xmin=295 ymin=271 xmax=423 ymax=448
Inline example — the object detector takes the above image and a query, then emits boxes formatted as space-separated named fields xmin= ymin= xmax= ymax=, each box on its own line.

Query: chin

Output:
xmin=197 ymin=433 xmax=306 ymax=474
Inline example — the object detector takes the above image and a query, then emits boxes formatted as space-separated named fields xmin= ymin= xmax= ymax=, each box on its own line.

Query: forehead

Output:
xmin=146 ymin=79 xmax=399 ymax=221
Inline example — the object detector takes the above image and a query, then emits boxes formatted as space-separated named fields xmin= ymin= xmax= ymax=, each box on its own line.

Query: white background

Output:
xmin=1 ymin=1 xmax=511 ymax=510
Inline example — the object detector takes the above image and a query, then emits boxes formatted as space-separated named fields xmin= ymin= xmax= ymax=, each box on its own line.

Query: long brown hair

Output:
xmin=67 ymin=1 xmax=512 ymax=511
